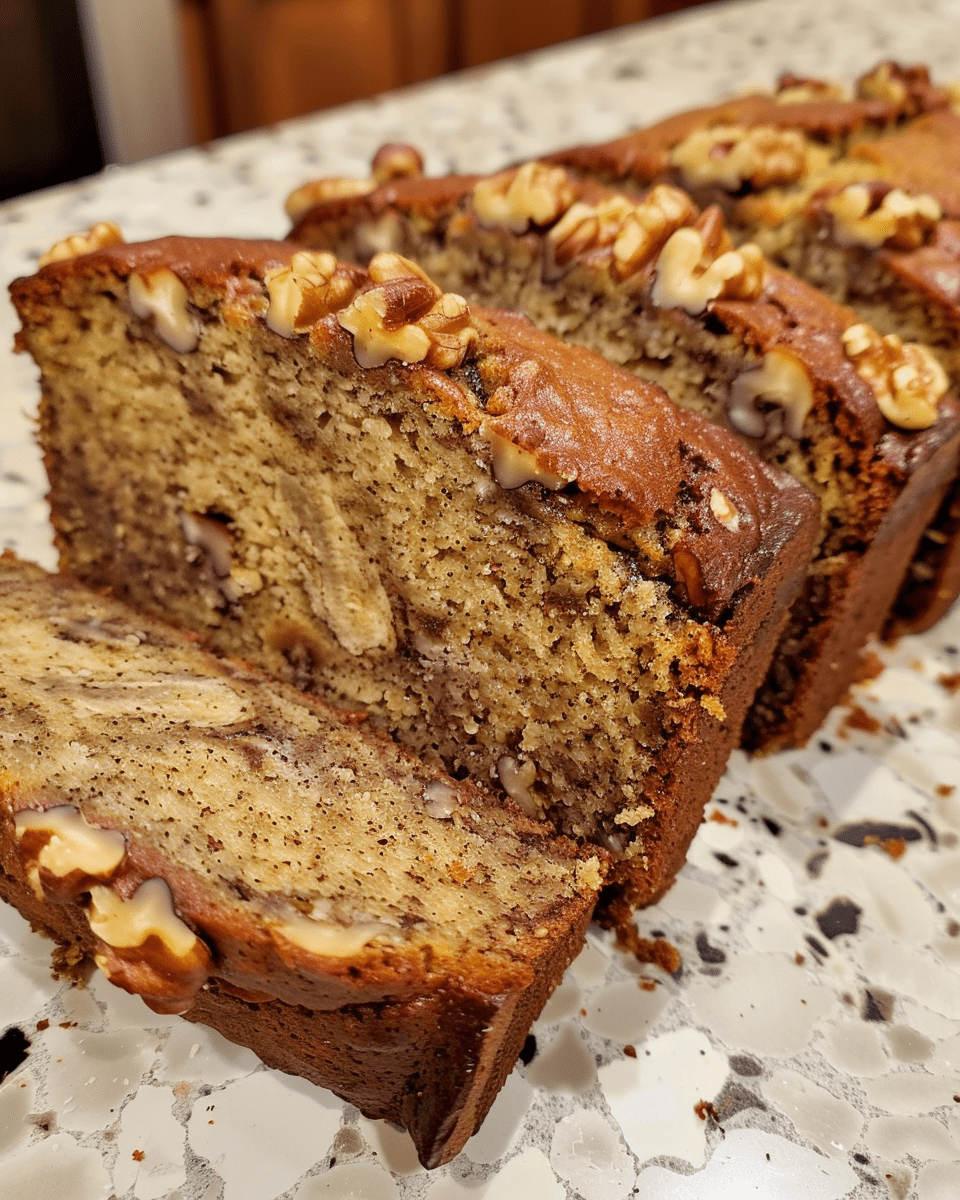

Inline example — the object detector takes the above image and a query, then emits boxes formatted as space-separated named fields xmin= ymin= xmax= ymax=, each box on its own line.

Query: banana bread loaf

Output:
xmin=540 ymin=61 xmax=960 ymax=635
xmin=285 ymin=163 xmax=960 ymax=750
xmin=12 ymin=235 xmax=817 ymax=910
xmin=0 ymin=554 xmax=605 ymax=1168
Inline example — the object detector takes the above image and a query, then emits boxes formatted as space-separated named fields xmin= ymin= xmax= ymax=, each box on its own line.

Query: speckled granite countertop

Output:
xmin=2 ymin=1 xmax=960 ymax=1197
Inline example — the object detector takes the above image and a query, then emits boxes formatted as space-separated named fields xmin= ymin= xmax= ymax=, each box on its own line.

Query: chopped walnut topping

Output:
xmin=338 ymin=252 xmax=477 ymax=370
xmin=824 ymin=184 xmax=941 ymax=250
xmin=284 ymin=176 xmax=375 ymax=220
xmin=728 ymin=350 xmax=814 ymax=441
xmin=611 ymin=186 xmax=699 ymax=279
xmin=371 ymin=142 xmax=424 ymax=184
xmin=544 ymin=195 xmax=634 ymax=276
xmin=775 ymin=73 xmax=848 ymax=104
xmin=856 ymin=61 xmax=939 ymax=116
xmin=39 ymin=221 xmax=124 ymax=268
xmin=652 ymin=226 xmax=765 ymax=315
xmin=857 ymin=61 xmax=910 ymax=105
xmin=497 ymin=755 xmax=539 ymax=817
xmin=472 ymin=162 xmax=575 ymax=233
xmin=128 ymin=267 xmax=200 ymax=353
xmin=264 ymin=251 xmax=359 ymax=337
xmin=842 ymin=324 xmax=947 ymax=430
xmin=545 ymin=185 xmax=697 ymax=281
xmin=670 ymin=124 xmax=809 ymax=191
xmin=366 ymin=251 xmax=435 ymax=287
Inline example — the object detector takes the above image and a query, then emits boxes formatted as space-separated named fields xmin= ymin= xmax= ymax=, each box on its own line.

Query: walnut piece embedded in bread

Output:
xmin=12 ymin=236 xmax=819 ymax=909
xmin=0 ymin=555 xmax=604 ymax=1168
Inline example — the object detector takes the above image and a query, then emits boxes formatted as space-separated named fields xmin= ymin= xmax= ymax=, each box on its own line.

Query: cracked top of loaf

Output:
xmin=13 ymin=235 xmax=817 ymax=618
xmin=285 ymin=168 xmax=958 ymax=453
xmin=532 ymin=62 xmax=960 ymax=330
xmin=542 ymin=61 xmax=954 ymax=186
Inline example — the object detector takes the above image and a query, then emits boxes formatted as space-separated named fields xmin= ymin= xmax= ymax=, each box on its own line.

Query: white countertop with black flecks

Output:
xmin=2 ymin=0 xmax=960 ymax=1197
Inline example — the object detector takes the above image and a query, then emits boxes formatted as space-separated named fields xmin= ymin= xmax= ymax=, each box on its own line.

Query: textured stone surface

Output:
xmin=2 ymin=1 xmax=960 ymax=1195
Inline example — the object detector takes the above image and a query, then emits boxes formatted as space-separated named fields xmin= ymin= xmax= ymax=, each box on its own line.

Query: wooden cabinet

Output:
xmin=180 ymin=0 xmax=450 ymax=138
xmin=179 ymin=0 xmax=700 ymax=140
xmin=458 ymin=0 xmax=650 ymax=66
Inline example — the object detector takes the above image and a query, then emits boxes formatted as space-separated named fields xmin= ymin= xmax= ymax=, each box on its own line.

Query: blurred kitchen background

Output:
xmin=1 ymin=0 xmax=709 ymax=202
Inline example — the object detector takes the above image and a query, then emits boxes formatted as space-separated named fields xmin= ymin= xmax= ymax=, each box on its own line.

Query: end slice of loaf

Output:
xmin=285 ymin=161 xmax=960 ymax=750
xmin=0 ymin=554 xmax=606 ymax=1167
xmin=12 ymin=237 xmax=817 ymax=910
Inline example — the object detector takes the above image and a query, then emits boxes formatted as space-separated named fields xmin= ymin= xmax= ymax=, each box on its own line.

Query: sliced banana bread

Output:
xmin=285 ymin=163 xmax=960 ymax=750
xmin=541 ymin=61 xmax=960 ymax=635
xmin=11 ymin=235 xmax=817 ymax=909
xmin=0 ymin=554 xmax=605 ymax=1167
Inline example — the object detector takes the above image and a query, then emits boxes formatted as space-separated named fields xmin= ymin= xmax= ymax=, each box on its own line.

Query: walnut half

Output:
xmin=338 ymin=252 xmax=477 ymax=370
xmin=264 ymin=251 xmax=360 ymax=337
xmin=842 ymin=323 xmax=948 ymax=430
xmin=38 ymin=221 xmax=125 ymax=268
xmin=543 ymin=185 xmax=697 ymax=281
xmin=670 ymin=124 xmax=809 ymax=192
xmin=370 ymin=142 xmax=424 ymax=184
xmin=856 ymin=61 xmax=942 ymax=117
xmin=472 ymin=162 xmax=575 ymax=233
xmin=823 ymin=184 xmax=941 ymax=251
xmin=285 ymin=176 xmax=375 ymax=221
xmin=652 ymin=225 xmax=765 ymax=315
xmin=775 ymin=73 xmax=848 ymax=104
xmin=544 ymin=195 xmax=637 ymax=276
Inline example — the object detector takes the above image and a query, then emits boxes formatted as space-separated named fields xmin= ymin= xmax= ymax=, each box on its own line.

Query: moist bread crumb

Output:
xmin=11 ymin=237 xmax=818 ymax=910
xmin=539 ymin=61 xmax=960 ymax=637
xmin=286 ymin=164 xmax=960 ymax=751
xmin=0 ymin=554 xmax=604 ymax=1168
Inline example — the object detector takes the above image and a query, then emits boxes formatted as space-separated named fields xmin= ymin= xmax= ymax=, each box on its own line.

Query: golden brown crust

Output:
xmin=282 ymin=161 xmax=960 ymax=751
xmin=0 ymin=556 xmax=602 ymax=1166
xmin=471 ymin=308 xmax=814 ymax=610
xmin=542 ymin=84 xmax=947 ymax=186
xmin=849 ymin=110 xmax=960 ymax=217
xmin=12 ymin=236 xmax=811 ymax=618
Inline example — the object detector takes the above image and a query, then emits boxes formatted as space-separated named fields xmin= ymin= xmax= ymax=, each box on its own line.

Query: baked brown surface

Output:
xmin=0 ymin=554 xmax=604 ymax=1167
xmin=541 ymin=62 xmax=953 ymax=191
xmin=286 ymin=165 xmax=960 ymax=749
xmin=11 ymin=236 xmax=817 ymax=907
xmin=537 ymin=62 xmax=960 ymax=635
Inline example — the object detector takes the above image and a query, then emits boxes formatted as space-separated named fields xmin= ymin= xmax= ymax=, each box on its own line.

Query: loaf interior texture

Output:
xmin=0 ymin=555 xmax=604 ymax=1167
xmin=12 ymin=237 xmax=818 ymax=910
xmin=540 ymin=61 xmax=960 ymax=635
xmin=286 ymin=162 xmax=960 ymax=751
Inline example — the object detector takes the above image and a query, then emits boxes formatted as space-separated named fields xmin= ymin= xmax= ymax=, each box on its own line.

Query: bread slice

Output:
xmin=12 ymin=236 xmax=817 ymax=910
xmin=541 ymin=61 xmax=960 ymax=635
xmin=0 ymin=554 xmax=605 ymax=1167
xmin=284 ymin=163 xmax=960 ymax=751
